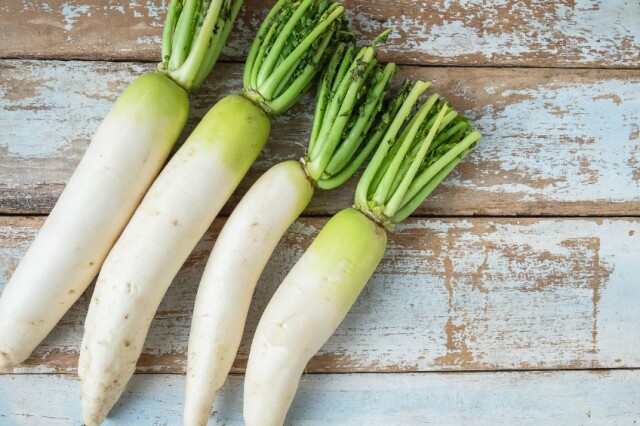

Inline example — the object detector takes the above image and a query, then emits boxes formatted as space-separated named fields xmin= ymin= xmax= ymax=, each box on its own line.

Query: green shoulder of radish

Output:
xmin=78 ymin=1 xmax=350 ymax=425
xmin=243 ymin=80 xmax=482 ymax=425
xmin=184 ymin=32 xmax=397 ymax=426
xmin=0 ymin=0 xmax=240 ymax=373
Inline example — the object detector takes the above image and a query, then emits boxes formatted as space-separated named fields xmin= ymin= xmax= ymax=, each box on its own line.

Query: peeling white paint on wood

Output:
xmin=1 ymin=371 xmax=639 ymax=424
xmin=1 ymin=0 xmax=639 ymax=67
xmin=61 ymin=2 xmax=91 ymax=32
xmin=1 ymin=217 xmax=638 ymax=373
xmin=457 ymin=77 xmax=640 ymax=204
xmin=2 ymin=60 xmax=639 ymax=215
xmin=350 ymin=0 xmax=640 ymax=66
xmin=1 ymin=0 xmax=637 ymax=421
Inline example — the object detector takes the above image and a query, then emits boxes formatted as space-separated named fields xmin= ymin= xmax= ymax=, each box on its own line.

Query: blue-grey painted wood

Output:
xmin=1 ymin=217 xmax=638 ymax=373
xmin=1 ymin=0 xmax=638 ymax=424
xmin=2 ymin=0 xmax=639 ymax=67
xmin=1 ymin=61 xmax=639 ymax=215
xmin=1 ymin=371 xmax=639 ymax=424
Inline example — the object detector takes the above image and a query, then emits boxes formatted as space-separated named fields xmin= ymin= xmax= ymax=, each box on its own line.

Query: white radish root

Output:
xmin=243 ymin=208 xmax=387 ymax=425
xmin=184 ymin=160 xmax=313 ymax=426
xmin=78 ymin=94 xmax=270 ymax=426
xmin=0 ymin=73 xmax=188 ymax=371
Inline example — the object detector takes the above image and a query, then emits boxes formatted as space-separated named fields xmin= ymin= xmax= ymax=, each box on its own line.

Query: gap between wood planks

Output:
xmin=1 ymin=56 xmax=640 ymax=71
xmin=3 ymin=371 xmax=639 ymax=424
xmin=3 ymin=368 xmax=639 ymax=377
xmin=2 ymin=213 xmax=640 ymax=219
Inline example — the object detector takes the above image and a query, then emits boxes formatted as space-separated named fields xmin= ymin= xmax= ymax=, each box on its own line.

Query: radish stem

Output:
xmin=243 ymin=0 xmax=350 ymax=115
xmin=159 ymin=0 xmax=243 ymax=92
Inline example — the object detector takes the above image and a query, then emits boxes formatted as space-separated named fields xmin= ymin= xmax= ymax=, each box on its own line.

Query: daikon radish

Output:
xmin=78 ymin=1 xmax=348 ymax=424
xmin=244 ymin=81 xmax=482 ymax=425
xmin=0 ymin=0 xmax=242 ymax=372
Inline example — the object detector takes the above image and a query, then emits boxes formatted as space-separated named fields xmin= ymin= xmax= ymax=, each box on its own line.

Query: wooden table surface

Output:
xmin=1 ymin=0 xmax=639 ymax=424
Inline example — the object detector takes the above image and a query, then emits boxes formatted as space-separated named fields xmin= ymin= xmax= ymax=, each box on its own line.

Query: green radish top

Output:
xmin=158 ymin=0 xmax=243 ymax=92
xmin=355 ymin=80 xmax=482 ymax=229
xmin=242 ymin=0 xmax=351 ymax=116
xmin=302 ymin=31 xmax=397 ymax=189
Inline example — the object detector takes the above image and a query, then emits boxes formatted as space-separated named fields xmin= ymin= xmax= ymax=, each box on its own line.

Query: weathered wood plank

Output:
xmin=1 ymin=216 xmax=638 ymax=373
xmin=1 ymin=0 xmax=639 ymax=67
xmin=1 ymin=371 xmax=639 ymax=424
xmin=2 ymin=60 xmax=639 ymax=216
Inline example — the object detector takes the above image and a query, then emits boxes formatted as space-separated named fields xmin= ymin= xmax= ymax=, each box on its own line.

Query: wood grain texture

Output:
xmin=1 ymin=216 xmax=638 ymax=374
xmin=1 ymin=371 xmax=639 ymax=424
xmin=2 ymin=60 xmax=639 ymax=216
xmin=1 ymin=0 xmax=639 ymax=67
xmin=2 ymin=0 xmax=638 ymax=420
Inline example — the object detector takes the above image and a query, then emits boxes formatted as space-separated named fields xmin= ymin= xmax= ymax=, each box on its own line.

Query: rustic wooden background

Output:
xmin=1 ymin=0 xmax=639 ymax=424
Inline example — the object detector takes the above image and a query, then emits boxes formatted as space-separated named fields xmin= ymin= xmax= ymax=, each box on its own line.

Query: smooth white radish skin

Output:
xmin=78 ymin=94 xmax=270 ymax=426
xmin=243 ymin=208 xmax=387 ymax=426
xmin=184 ymin=160 xmax=313 ymax=426
xmin=0 ymin=73 xmax=188 ymax=372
